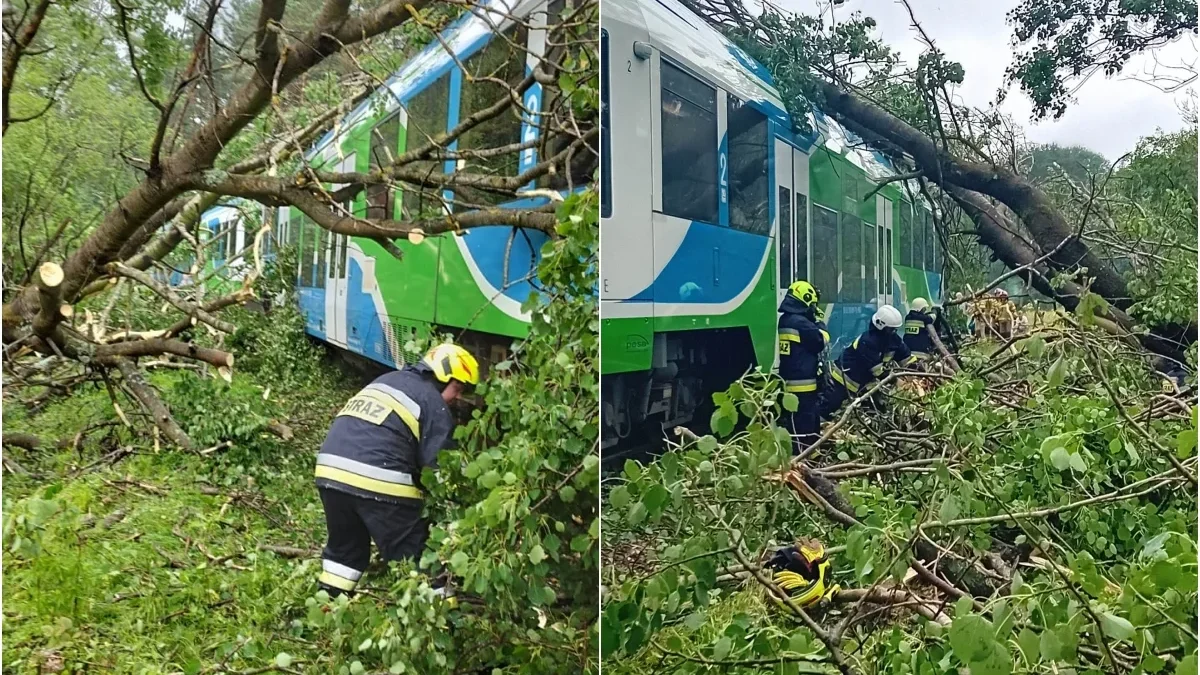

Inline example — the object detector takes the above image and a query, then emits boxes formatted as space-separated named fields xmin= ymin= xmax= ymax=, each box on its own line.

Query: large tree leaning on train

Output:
xmin=683 ymin=0 xmax=1196 ymax=363
xmin=1 ymin=0 xmax=598 ymax=448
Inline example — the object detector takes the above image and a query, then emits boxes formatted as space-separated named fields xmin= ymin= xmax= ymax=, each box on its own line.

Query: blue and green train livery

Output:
xmin=193 ymin=0 xmax=579 ymax=374
xmin=600 ymin=0 xmax=942 ymax=453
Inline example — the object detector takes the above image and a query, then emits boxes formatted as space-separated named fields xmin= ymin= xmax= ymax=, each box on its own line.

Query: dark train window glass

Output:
xmin=913 ymin=207 xmax=927 ymax=272
xmin=885 ymin=224 xmax=893 ymax=290
xmin=778 ymin=186 xmax=792 ymax=288
xmin=795 ymin=193 xmax=808 ymax=281
xmin=899 ymin=202 xmax=913 ymax=268
xmin=841 ymin=174 xmax=857 ymax=213
xmin=300 ymin=216 xmax=315 ymax=287
xmin=726 ymin=96 xmax=769 ymax=234
xmin=840 ymin=213 xmax=861 ymax=303
xmin=811 ymin=205 xmax=839 ymax=304
xmin=877 ymin=224 xmax=886 ymax=295
xmin=660 ymin=61 xmax=717 ymax=223
xmin=368 ymin=115 xmax=401 ymax=220
xmin=402 ymin=73 xmax=450 ymax=220
xmin=928 ymin=212 xmax=939 ymax=272
xmin=315 ymin=225 xmax=327 ymax=289
xmin=456 ymin=25 xmax=529 ymax=207
xmin=601 ymin=30 xmax=612 ymax=218
xmin=864 ymin=221 xmax=877 ymax=300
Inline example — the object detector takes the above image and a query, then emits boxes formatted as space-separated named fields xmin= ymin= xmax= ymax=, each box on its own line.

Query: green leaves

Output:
xmin=1046 ymin=355 xmax=1067 ymax=388
xmin=1099 ymin=611 xmax=1135 ymax=641
xmin=949 ymin=614 xmax=1011 ymax=674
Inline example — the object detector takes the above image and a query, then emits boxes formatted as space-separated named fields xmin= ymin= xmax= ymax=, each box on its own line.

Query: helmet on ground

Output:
xmin=788 ymin=280 xmax=820 ymax=308
xmin=910 ymin=297 xmax=929 ymax=312
xmin=422 ymin=343 xmax=480 ymax=386
xmin=872 ymin=305 xmax=904 ymax=330
xmin=798 ymin=538 xmax=826 ymax=564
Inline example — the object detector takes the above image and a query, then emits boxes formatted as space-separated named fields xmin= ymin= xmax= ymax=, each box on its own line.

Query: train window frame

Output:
xmin=864 ymin=220 xmax=876 ymax=301
xmin=600 ymin=29 xmax=612 ymax=218
xmin=840 ymin=211 xmax=862 ymax=303
xmin=795 ymin=193 xmax=809 ymax=282
xmin=315 ymin=225 xmax=327 ymax=289
xmin=455 ymin=23 xmax=529 ymax=207
xmin=659 ymin=59 xmax=718 ymax=224
xmin=898 ymin=201 xmax=913 ymax=268
xmin=726 ymin=96 xmax=769 ymax=235
xmin=778 ymin=185 xmax=792 ymax=288
xmin=368 ymin=114 xmax=401 ymax=221
xmin=401 ymin=72 xmax=451 ymax=220
xmin=811 ymin=203 xmax=839 ymax=305
xmin=927 ymin=211 xmax=939 ymax=273
xmin=913 ymin=207 xmax=927 ymax=273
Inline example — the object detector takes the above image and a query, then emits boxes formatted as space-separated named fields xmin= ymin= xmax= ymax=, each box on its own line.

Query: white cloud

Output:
xmin=770 ymin=0 xmax=1196 ymax=159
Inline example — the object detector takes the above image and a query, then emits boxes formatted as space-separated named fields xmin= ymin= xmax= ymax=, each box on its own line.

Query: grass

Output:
xmin=2 ymin=352 xmax=366 ymax=674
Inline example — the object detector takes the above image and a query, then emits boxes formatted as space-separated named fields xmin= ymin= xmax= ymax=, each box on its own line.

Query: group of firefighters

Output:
xmin=304 ymin=282 xmax=1007 ymax=606
xmin=776 ymin=279 xmax=949 ymax=455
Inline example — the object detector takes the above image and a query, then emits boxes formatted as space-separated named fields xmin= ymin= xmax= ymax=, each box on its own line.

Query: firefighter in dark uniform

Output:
xmin=314 ymin=343 xmax=480 ymax=597
xmin=777 ymin=281 xmax=829 ymax=454
xmin=903 ymin=297 xmax=935 ymax=361
xmin=819 ymin=305 xmax=915 ymax=419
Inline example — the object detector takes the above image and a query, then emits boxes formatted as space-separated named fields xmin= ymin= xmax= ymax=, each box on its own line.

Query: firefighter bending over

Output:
xmin=314 ymin=343 xmax=480 ymax=597
xmin=777 ymin=280 xmax=829 ymax=454
xmin=819 ymin=305 xmax=915 ymax=418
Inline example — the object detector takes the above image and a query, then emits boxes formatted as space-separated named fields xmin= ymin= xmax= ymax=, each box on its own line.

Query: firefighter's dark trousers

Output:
xmin=782 ymin=391 xmax=820 ymax=455
xmin=818 ymin=381 xmax=850 ymax=421
xmin=317 ymin=486 xmax=429 ymax=597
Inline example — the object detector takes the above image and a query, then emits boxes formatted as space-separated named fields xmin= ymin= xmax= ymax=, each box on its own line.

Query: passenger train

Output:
xmin=599 ymin=0 xmax=943 ymax=454
xmin=182 ymin=0 xmax=587 ymax=376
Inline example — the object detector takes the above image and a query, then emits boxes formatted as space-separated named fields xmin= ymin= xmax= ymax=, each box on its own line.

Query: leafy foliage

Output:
xmin=1005 ymin=0 xmax=1198 ymax=119
xmin=602 ymin=326 xmax=1196 ymax=674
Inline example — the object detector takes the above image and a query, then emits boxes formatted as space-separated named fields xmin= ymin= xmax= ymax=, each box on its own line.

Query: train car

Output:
xmin=199 ymin=0 xmax=583 ymax=373
xmin=156 ymin=200 xmax=263 ymax=292
xmin=599 ymin=0 xmax=943 ymax=453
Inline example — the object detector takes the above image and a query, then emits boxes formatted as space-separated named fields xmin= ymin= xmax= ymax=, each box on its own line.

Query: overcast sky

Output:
xmin=771 ymin=0 xmax=1197 ymax=160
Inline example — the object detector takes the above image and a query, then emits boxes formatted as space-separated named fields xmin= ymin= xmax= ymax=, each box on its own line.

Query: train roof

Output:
xmin=306 ymin=0 xmax=544 ymax=162
xmin=617 ymin=0 xmax=927 ymax=200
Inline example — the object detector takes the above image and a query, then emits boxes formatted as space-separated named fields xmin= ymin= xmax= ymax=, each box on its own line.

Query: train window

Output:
xmin=840 ymin=213 xmax=861 ymax=303
xmin=315 ymin=226 xmax=327 ymax=289
xmin=795 ymin=194 xmax=808 ymax=281
xmin=811 ymin=205 xmax=838 ymax=304
xmin=928 ymin=213 xmax=939 ymax=273
xmin=778 ymin=186 xmax=792 ymax=288
xmin=600 ymin=30 xmax=611 ymax=218
xmin=841 ymin=174 xmax=857 ymax=213
xmin=876 ymin=224 xmax=886 ymax=295
xmin=660 ymin=61 xmax=717 ymax=224
xmin=340 ymin=235 xmax=349 ymax=279
xmin=402 ymin=73 xmax=450 ymax=220
xmin=864 ymin=221 xmax=876 ymax=300
xmin=883 ymin=224 xmax=892 ymax=290
xmin=457 ymin=25 xmax=529 ymax=207
xmin=898 ymin=201 xmax=912 ymax=268
xmin=300 ymin=217 xmax=316 ymax=287
xmin=726 ymin=97 xmax=769 ymax=234
xmin=913 ymin=208 xmax=927 ymax=272
xmin=368 ymin=115 xmax=401 ymax=221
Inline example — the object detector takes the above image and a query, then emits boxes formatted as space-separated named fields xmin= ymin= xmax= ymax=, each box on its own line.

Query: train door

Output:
xmin=773 ymin=139 xmax=811 ymax=368
xmin=875 ymin=195 xmax=893 ymax=306
xmin=772 ymin=140 xmax=811 ymax=306
xmin=325 ymin=153 xmax=354 ymax=347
